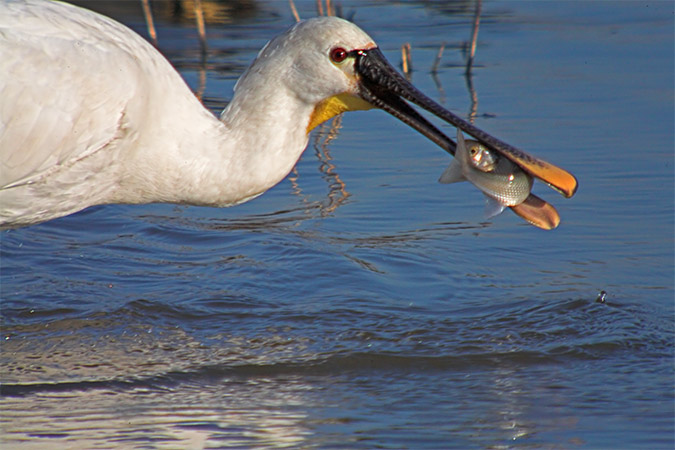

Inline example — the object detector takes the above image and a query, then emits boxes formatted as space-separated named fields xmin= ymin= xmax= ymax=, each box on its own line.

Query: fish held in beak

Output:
xmin=437 ymin=130 xmax=560 ymax=230
xmin=352 ymin=47 xmax=578 ymax=199
xmin=439 ymin=130 xmax=533 ymax=218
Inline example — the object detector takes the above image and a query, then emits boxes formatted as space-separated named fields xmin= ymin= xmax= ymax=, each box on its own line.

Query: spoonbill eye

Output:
xmin=330 ymin=47 xmax=348 ymax=63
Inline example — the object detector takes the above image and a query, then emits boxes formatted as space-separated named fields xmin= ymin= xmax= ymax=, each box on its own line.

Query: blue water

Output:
xmin=1 ymin=1 xmax=673 ymax=448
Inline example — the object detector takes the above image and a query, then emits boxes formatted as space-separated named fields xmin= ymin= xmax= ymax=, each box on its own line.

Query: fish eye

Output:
xmin=330 ymin=47 xmax=348 ymax=63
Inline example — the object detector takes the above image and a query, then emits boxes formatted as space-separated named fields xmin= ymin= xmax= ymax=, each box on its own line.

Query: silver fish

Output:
xmin=439 ymin=129 xmax=533 ymax=217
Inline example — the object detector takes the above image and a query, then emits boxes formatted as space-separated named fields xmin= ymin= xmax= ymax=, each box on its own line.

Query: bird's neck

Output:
xmin=113 ymin=80 xmax=314 ymax=208
xmin=213 ymin=86 xmax=316 ymax=205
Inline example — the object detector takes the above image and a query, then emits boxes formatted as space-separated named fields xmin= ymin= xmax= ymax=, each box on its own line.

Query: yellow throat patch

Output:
xmin=307 ymin=93 xmax=373 ymax=133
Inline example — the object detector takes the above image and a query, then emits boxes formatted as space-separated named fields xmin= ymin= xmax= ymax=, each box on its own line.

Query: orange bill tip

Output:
xmin=498 ymin=148 xmax=578 ymax=198
xmin=509 ymin=194 xmax=561 ymax=230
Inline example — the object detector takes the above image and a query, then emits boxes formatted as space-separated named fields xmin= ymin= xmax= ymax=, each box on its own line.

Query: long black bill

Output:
xmin=352 ymin=47 xmax=578 ymax=198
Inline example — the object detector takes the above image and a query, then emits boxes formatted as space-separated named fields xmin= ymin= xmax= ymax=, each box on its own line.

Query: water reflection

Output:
xmin=2 ymin=378 xmax=314 ymax=448
xmin=1 ymin=295 xmax=671 ymax=447
xmin=313 ymin=116 xmax=352 ymax=215
xmin=464 ymin=0 xmax=482 ymax=124
xmin=71 ymin=0 xmax=260 ymax=26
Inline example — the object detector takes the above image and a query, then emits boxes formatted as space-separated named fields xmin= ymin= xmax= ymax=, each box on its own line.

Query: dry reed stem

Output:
xmin=431 ymin=42 xmax=446 ymax=74
xmin=401 ymin=43 xmax=412 ymax=78
xmin=193 ymin=0 xmax=207 ymax=53
xmin=289 ymin=0 xmax=301 ymax=22
xmin=140 ymin=0 xmax=158 ymax=47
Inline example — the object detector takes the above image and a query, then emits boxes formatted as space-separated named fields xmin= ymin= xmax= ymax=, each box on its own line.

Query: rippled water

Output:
xmin=1 ymin=1 xmax=673 ymax=448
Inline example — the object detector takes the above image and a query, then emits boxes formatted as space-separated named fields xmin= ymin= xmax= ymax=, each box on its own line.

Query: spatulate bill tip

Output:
xmin=543 ymin=172 xmax=578 ymax=199
xmin=496 ymin=148 xmax=578 ymax=198
xmin=509 ymin=194 xmax=561 ymax=230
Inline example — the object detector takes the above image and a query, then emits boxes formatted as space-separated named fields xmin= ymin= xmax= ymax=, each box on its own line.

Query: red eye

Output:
xmin=330 ymin=47 xmax=348 ymax=63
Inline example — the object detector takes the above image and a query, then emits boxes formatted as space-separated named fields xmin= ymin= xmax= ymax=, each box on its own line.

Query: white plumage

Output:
xmin=0 ymin=0 xmax=375 ymax=227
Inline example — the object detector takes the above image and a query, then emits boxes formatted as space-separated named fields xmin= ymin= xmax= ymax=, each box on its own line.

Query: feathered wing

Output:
xmin=0 ymin=0 xmax=142 ymax=190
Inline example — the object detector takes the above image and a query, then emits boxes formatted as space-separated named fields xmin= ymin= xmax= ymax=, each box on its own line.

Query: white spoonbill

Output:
xmin=0 ymin=0 xmax=576 ymax=230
